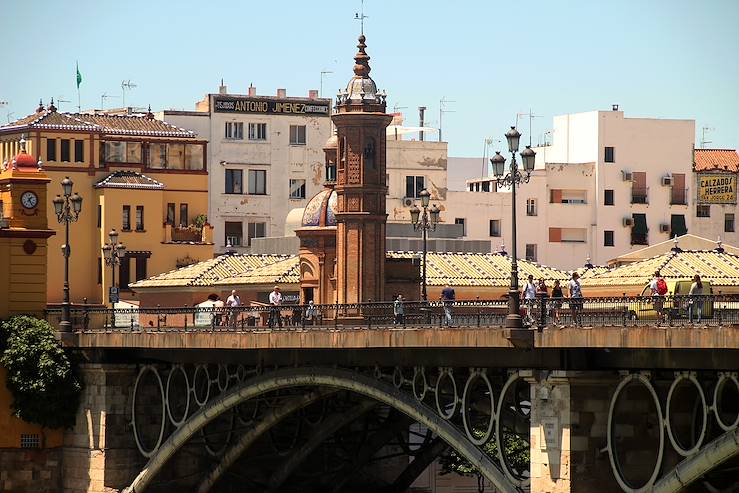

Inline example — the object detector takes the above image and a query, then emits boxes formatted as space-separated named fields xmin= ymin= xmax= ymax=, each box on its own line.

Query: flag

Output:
xmin=76 ymin=62 xmax=82 ymax=89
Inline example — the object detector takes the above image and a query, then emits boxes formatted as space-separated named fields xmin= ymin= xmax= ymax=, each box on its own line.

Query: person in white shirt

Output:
xmin=522 ymin=275 xmax=537 ymax=325
xmin=225 ymin=290 xmax=240 ymax=325
xmin=268 ymin=286 xmax=283 ymax=328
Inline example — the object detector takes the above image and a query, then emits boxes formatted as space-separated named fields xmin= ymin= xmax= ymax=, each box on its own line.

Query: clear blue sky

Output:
xmin=2 ymin=0 xmax=738 ymax=156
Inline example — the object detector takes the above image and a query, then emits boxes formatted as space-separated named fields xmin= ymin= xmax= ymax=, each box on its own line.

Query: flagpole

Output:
xmin=76 ymin=61 xmax=81 ymax=112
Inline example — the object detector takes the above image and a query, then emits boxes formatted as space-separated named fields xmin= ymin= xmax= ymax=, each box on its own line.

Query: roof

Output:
xmin=95 ymin=171 xmax=165 ymax=190
xmin=694 ymin=149 xmax=739 ymax=173
xmin=216 ymin=256 xmax=301 ymax=286
xmin=609 ymin=234 xmax=738 ymax=264
xmin=1 ymin=110 xmax=195 ymax=138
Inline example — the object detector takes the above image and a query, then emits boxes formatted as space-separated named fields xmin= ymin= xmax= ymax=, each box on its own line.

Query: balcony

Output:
xmin=631 ymin=186 xmax=649 ymax=204
xmin=670 ymin=188 xmax=688 ymax=205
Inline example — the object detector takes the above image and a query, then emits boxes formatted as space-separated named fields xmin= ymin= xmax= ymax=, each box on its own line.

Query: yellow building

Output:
xmin=0 ymin=102 xmax=213 ymax=305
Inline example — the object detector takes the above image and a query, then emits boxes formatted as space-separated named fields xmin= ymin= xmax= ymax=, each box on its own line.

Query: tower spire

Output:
xmin=353 ymin=35 xmax=371 ymax=77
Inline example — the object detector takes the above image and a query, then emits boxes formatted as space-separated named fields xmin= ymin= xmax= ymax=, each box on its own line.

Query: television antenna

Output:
xmin=101 ymin=93 xmax=120 ymax=110
xmin=354 ymin=0 xmax=368 ymax=35
xmin=57 ymin=96 xmax=72 ymax=111
xmin=320 ymin=70 xmax=333 ymax=98
xmin=700 ymin=126 xmax=714 ymax=149
xmin=517 ymin=109 xmax=542 ymax=146
xmin=6 ymin=112 xmax=15 ymax=123
xmin=392 ymin=102 xmax=407 ymax=114
xmin=439 ymin=96 xmax=455 ymax=142
xmin=121 ymin=80 xmax=137 ymax=107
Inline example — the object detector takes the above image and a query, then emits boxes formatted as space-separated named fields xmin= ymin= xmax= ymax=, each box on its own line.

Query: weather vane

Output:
xmin=355 ymin=0 xmax=368 ymax=35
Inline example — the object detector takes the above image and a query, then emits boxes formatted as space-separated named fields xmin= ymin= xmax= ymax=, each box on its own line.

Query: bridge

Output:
xmin=52 ymin=296 xmax=739 ymax=493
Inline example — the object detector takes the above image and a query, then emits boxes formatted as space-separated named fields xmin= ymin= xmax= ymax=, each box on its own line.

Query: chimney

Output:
xmin=277 ymin=88 xmax=286 ymax=98
xmin=308 ymin=89 xmax=318 ymax=100
xmin=248 ymin=84 xmax=256 ymax=97
xmin=612 ymin=104 xmax=619 ymax=111
xmin=218 ymin=78 xmax=227 ymax=95
xmin=418 ymin=106 xmax=427 ymax=141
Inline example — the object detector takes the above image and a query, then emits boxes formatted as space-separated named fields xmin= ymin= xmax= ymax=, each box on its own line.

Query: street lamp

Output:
xmin=491 ymin=126 xmax=536 ymax=329
xmin=102 ymin=229 xmax=126 ymax=329
xmin=409 ymin=189 xmax=440 ymax=301
xmin=53 ymin=176 xmax=83 ymax=332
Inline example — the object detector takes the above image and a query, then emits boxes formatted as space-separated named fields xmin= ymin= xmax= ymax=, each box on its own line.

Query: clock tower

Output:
xmin=0 ymin=138 xmax=55 ymax=318
xmin=333 ymin=35 xmax=392 ymax=304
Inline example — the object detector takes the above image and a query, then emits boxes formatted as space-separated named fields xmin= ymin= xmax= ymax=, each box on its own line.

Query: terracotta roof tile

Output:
xmin=95 ymin=171 xmax=165 ymax=190
xmin=694 ymin=149 xmax=739 ymax=173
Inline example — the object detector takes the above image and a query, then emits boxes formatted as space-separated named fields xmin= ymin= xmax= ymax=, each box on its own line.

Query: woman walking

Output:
xmin=688 ymin=274 xmax=704 ymax=324
xmin=551 ymin=280 xmax=564 ymax=326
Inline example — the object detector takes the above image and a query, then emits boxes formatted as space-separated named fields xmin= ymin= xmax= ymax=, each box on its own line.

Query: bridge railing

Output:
xmin=44 ymin=294 xmax=739 ymax=331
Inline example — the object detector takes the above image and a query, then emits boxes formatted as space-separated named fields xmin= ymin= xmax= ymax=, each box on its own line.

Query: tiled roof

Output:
xmin=1 ymin=111 xmax=195 ymax=138
xmin=694 ymin=149 xmax=739 ymax=173
xmin=217 ymin=257 xmax=301 ymax=286
xmin=95 ymin=171 xmax=165 ymax=190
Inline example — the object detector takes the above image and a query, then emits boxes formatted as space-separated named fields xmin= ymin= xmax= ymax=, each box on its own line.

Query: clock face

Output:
xmin=21 ymin=191 xmax=38 ymax=209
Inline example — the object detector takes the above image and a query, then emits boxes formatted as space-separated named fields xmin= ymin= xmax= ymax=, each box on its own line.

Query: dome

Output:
xmin=301 ymin=189 xmax=337 ymax=227
xmin=324 ymin=132 xmax=338 ymax=150
xmin=12 ymin=151 xmax=38 ymax=171
xmin=284 ymin=207 xmax=305 ymax=236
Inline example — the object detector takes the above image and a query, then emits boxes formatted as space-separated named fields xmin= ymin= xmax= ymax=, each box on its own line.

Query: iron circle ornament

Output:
xmin=607 ymin=373 xmax=665 ymax=493
xmin=131 ymin=365 xmax=166 ymax=458
xmin=462 ymin=369 xmax=495 ymax=446
xmin=235 ymin=364 xmax=247 ymax=382
xmin=712 ymin=373 xmax=739 ymax=432
xmin=193 ymin=364 xmax=211 ymax=407
xmin=217 ymin=364 xmax=229 ymax=392
xmin=665 ymin=372 xmax=707 ymax=456
xmin=202 ymin=409 xmax=235 ymax=457
xmin=413 ymin=367 xmax=428 ymax=401
xmin=495 ymin=372 xmax=531 ymax=489
xmin=165 ymin=364 xmax=190 ymax=428
xmin=435 ymin=368 xmax=459 ymax=420
xmin=393 ymin=366 xmax=404 ymax=389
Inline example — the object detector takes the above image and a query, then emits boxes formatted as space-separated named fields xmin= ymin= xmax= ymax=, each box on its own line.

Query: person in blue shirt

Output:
xmin=440 ymin=284 xmax=455 ymax=327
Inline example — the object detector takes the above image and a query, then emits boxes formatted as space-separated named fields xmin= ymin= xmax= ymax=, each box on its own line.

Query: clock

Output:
xmin=21 ymin=191 xmax=39 ymax=209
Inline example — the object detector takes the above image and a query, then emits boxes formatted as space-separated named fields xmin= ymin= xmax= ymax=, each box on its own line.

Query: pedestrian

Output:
xmin=226 ymin=289 xmax=241 ymax=326
xmin=551 ymin=280 xmax=564 ymax=326
xmin=537 ymin=278 xmax=549 ymax=326
xmin=650 ymin=270 xmax=668 ymax=324
xmin=393 ymin=294 xmax=405 ymax=325
xmin=213 ymin=295 xmax=225 ymax=326
xmin=522 ymin=275 xmax=537 ymax=326
xmin=567 ymin=272 xmax=584 ymax=327
xmin=268 ymin=285 xmax=283 ymax=328
xmin=305 ymin=300 xmax=317 ymax=326
xmin=688 ymin=274 xmax=703 ymax=324
xmin=440 ymin=284 xmax=456 ymax=327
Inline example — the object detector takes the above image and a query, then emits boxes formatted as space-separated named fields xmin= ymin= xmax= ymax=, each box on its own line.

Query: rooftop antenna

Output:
xmin=57 ymin=96 xmax=71 ymax=111
xmin=482 ymin=137 xmax=500 ymax=178
xmin=517 ymin=109 xmax=542 ymax=146
xmin=101 ymin=93 xmax=119 ymax=110
xmin=121 ymin=80 xmax=137 ymax=108
xmin=439 ymin=96 xmax=455 ymax=142
xmin=6 ymin=112 xmax=15 ymax=123
xmin=392 ymin=103 xmax=407 ymax=113
xmin=320 ymin=70 xmax=333 ymax=98
xmin=700 ymin=126 xmax=714 ymax=149
xmin=354 ymin=0 xmax=368 ymax=35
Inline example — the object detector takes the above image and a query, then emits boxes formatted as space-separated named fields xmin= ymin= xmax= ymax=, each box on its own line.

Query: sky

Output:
xmin=2 ymin=0 xmax=738 ymax=156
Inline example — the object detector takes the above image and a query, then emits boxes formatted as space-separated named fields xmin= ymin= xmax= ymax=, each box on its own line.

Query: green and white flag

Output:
xmin=76 ymin=62 xmax=82 ymax=89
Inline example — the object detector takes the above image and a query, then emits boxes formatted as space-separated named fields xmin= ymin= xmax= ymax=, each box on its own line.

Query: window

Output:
xmin=225 ymin=221 xmax=243 ymax=247
xmin=364 ymin=138 xmax=375 ymax=168
xmin=104 ymin=141 xmax=126 ymax=163
xmin=671 ymin=173 xmax=687 ymax=205
xmin=289 ymin=179 xmax=306 ymax=199
xmin=726 ymin=213 xmax=735 ymax=233
xmin=179 ymin=203 xmax=188 ymax=227
xmin=525 ymin=244 xmax=537 ymax=262
xmin=631 ymin=213 xmax=648 ymax=245
xmin=126 ymin=142 xmax=142 ymax=164
xmin=135 ymin=257 xmax=147 ymax=282
xmin=97 ymin=257 xmax=102 ymax=284
xmin=455 ymin=218 xmax=466 ymax=236
xmin=185 ymin=144 xmax=204 ymax=170
xmin=605 ymin=146 xmax=615 ymax=163
xmin=97 ymin=204 xmax=101 ymax=228
xmin=604 ymin=189 xmax=614 ymax=206
xmin=631 ymin=172 xmax=648 ymax=204
xmin=135 ymin=206 xmax=144 ymax=231
xmin=289 ymin=125 xmax=306 ymax=145
xmin=247 ymin=222 xmax=266 ymax=246
xmin=122 ymin=205 xmax=131 ymax=230
xmin=526 ymin=199 xmax=537 ymax=216
xmin=46 ymin=138 xmax=57 ymax=161
xmin=74 ymin=140 xmax=84 ymax=162
xmin=166 ymin=203 xmax=175 ymax=225
xmin=671 ymin=214 xmax=688 ymax=237
xmin=225 ymin=122 xmax=244 ymax=140
xmin=405 ymin=176 xmax=425 ymax=198
xmin=225 ymin=169 xmax=243 ymax=194
xmin=604 ymin=230 xmax=615 ymax=247
xmin=60 ymin=139 xmax=71 ymax=162
xmin=697 ymin=204 xmax=711 ymax=218
xmin=248 ymin=169 xmax=267 ymax=195
xmin=489 ymin=219 xmax=501 ymax=237
xmin=148 ymin=143 xmax=167 ymax=168
xmin=167 ymin=144 xmax=185 ymax=169
xmin=248 ymin=122 xmax=267 ymax=141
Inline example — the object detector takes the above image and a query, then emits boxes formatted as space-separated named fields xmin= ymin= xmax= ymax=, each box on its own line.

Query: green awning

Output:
xmin=671 ymin=214 xmax=687 ymax=237
xmin=633 ymin=214 xmax=648 ymax=235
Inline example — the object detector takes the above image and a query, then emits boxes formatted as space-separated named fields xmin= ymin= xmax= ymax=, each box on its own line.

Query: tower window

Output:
xmin=364 ymin=138 xmax=376 ymax=168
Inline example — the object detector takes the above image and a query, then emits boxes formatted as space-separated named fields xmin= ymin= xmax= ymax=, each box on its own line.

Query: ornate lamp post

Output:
xmin=490 ymin=127 xmax=536 ymax=328
xmin=102 ymin=229 xmax=126 ymax=328
xmin=409 ymin=189 xmax=440 ymax=301
xmin=52 ymin=177 xmax=82 ymax=332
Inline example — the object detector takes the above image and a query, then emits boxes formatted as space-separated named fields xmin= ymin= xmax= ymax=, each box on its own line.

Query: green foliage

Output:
xmin=0 ymin=316 xmax=82 ymax=429
xmin=438 ymin=429 xmax=530 ymax=477
xmin=193 ymin=214 xmax=208 ymax=230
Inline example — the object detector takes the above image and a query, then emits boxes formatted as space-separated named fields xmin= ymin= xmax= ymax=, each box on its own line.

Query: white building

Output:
xmin=160 ymin=83 xmax=332 ymax=254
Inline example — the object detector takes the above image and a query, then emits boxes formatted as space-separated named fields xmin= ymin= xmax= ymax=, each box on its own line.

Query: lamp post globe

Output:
xmin=61 ymin=176 xmax=73 ymax=197
xmin=419 ymin=189 xmax=431 ymax=208
xmin=490 ymin=151 xmax=506 ymax=178
xmin=520 ymin=145 xmax=536 ymax=172
xmin=409 ymin=205 xmax=420 ymax=225
xmin=505 ymin=126 xmax=521 ymax=153
xmin=108 ymin=228 xmax=119 ymax=245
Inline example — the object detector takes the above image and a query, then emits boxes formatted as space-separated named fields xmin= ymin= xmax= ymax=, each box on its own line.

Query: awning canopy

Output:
xmin=671 ymin=214 xmax=688 ymax=237
xmin=633 ymin=213 xmax=648 ymax=236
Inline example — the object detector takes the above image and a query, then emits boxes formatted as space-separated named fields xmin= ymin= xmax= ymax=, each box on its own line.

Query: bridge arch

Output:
xmin=124 ymin=366 xmax=520 ymax=493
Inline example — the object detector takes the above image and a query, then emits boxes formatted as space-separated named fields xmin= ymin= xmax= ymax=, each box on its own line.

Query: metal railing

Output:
xmin=631 ymin=186 xmax=649 ymax=204
xmin=44 ymin=294 xmax=739 ymax=332
xmin=670 ymin=188 xmax=688 ymax=205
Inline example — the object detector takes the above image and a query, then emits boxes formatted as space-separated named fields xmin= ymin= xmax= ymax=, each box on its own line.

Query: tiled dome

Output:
xmin=301 ymin=189 xmax=337 ymax=227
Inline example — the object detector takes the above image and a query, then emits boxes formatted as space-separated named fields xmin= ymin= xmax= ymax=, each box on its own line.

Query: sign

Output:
xmin=213 ymin=97 xmax=330 ymax=116
xmin=698 ymin=173 xmax=737 ymax=204
xmin=109 ymin=286 xmax=119 ymax=303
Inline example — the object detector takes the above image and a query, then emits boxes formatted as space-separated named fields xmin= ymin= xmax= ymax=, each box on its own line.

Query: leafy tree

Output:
xmin=438 ymin=429 xmax=529 ymax=478
xmin=0 ymin=316 xmax=82 ymax=429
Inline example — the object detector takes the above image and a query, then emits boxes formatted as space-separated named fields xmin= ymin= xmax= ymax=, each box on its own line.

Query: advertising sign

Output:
xmin=213 ymin=97 xmax=330 ymax=117
xmin=698 ymin=173 xmax=737 ymax=204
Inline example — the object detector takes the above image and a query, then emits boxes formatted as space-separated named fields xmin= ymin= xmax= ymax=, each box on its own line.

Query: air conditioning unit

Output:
xmin=402 ymin=197 xmax=414 ymax=207
xmin=659 ymin=223 xmax=670 ymax=233
xmin=622 ymin=170 xmax=633 ymax=182
xmin=661 ymin=175 xmax=673 ymax=186
xmin=623 ymin=217 xmax=634 ymax=227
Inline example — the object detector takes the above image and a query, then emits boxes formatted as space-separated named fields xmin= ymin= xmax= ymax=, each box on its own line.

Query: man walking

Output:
xmin=268 ymin=285 xmax=283 ymax=328
xmin=567 ymin=272 xmax=584 ymax=327
xmin=440 ymin=284 xmax=455 ymax=327
xmin=650 ymin=271 xmax=668 ymax=324
xmin=522 ymin=275 xmax=537 ymax=326
xmin=226 ymin=290 xmax=241 ymax=326
xmin=393 ymin=294 xmax=405 ymax=325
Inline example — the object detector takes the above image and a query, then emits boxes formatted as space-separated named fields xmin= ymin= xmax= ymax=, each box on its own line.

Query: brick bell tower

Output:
xmin=333 ymin=34 xmax=392 ymax=304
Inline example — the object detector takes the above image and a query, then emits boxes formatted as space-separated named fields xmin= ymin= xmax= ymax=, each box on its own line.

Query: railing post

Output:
xmin=82 ymin=298 xmax=89 ymax=331
xmin=717 ymin=291 xmax=723 ymax=326
xmin=184 ymin=304 xmax=188 ymax=331
xmin=157 ymin=304 xmax=161 ymax=329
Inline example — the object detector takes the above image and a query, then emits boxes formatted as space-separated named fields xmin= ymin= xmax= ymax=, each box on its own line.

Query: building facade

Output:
xmin=692 ymin=148 xmax=739 ymax=245
xmin=0 ymin=103 xmax=212 ymax=305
